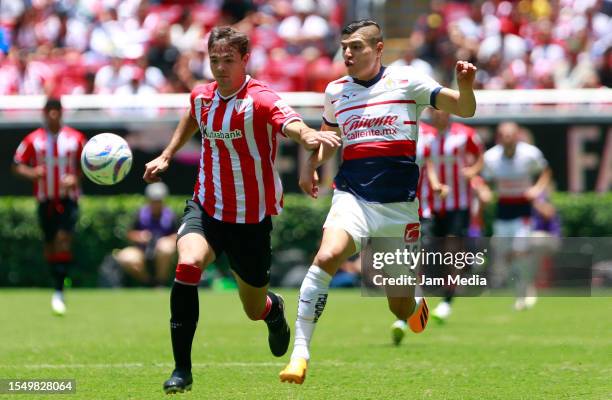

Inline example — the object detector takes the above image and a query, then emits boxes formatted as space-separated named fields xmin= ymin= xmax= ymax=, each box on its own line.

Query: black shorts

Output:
xmin=37 ymin=198 xmax=79 ymax=243
xmin=177 ymin=200 xmax=273 ymax=288
xmin=432 ymin=210 xmax=469 ymax=237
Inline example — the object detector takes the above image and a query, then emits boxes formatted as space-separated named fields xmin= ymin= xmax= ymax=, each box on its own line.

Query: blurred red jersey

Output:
xmin=13 ymin=126 xmax=86 ymax=202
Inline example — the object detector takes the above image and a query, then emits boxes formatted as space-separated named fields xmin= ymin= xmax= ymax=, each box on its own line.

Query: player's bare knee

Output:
xmin=314 ymin=248 xmax=344 ymax=274
xmin=177 ymin=254 xmax=206 ymax=269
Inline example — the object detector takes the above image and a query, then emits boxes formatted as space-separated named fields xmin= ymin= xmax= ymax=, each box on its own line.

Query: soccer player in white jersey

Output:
xmin=279 ymin=19 xmax=477 ymax=384
xmin=476 ymin=122 xmax=551 ymax=310
xmin=143 ymin=27 xmax=341 ymax=394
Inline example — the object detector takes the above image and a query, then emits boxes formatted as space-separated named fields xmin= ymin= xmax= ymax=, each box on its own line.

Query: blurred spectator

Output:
xmin=147 ymin=22 xmax=180 ymax=77
xmin=94 ymin=56 xmax=129 ymax=94
xmin=278 ymin=0 xmax=330 ymax=55
xmin=115 ymin=66 xmax=158 ymax=95
xmin=391 ymin=42 xmax=435 ymax=78
xmin=110 ymin=182 xmax=178 ymax=287
xmin=170 ymin=9 xmax=203 ymax=53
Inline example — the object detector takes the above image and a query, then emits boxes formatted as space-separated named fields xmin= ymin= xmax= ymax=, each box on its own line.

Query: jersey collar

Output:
xmin=352 ymin=66 xmax=386 ymax=88
xmin=217 ymin=75 xmax=251 ymax=101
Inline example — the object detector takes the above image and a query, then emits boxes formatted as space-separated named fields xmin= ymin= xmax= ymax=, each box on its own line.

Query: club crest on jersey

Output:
xmin=384 ymin=77 xmax=396 ymax=90
xmin=234 ymin=97 xmax=252 ymax=114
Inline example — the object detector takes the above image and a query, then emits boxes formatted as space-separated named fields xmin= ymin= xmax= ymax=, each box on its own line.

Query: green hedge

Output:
xmin=0 ymin=193 xmax=610 ymax=287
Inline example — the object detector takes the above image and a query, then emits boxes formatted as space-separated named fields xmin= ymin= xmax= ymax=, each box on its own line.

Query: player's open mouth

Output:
xmin=345 ymin=60 xmax=354 ymax=66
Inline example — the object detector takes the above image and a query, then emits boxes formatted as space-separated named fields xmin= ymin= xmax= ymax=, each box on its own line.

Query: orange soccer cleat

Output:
xmin=408 ymin=298 xmax=429 ymax=333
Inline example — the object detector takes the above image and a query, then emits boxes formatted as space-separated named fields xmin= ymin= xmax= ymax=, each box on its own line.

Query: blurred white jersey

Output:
xmin=483 ymin=141 xmax=547 ymax=220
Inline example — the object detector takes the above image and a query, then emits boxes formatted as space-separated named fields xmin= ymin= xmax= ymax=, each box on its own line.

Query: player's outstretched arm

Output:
xmin=525 ymin=167 xmax=552 ymax=201
xmin=426 ymin=159 xmax=449 ymax=200
xmin=299 ymin=123 xmax=341 ymax=198
xmin=144 ymin=111 xmax=199 ymax=183
xmin=11 ymin=163 xmax=45 ymax=181
xmin=283 ymin=120 xmax=341 ymax=151
xmin=435 ymin=61 xmax=477 ymax=118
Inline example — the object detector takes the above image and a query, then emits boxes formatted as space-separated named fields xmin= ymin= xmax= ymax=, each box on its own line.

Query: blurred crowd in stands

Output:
xmin=0 ymin=0 xmax=610 ymax=97
xmin=396 ymin=0 xmax=611 ymax=89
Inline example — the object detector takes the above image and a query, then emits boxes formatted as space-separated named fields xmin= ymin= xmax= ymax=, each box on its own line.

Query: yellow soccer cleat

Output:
xmin=408 ymin=298 xmax=429 ymax=333
xmin=279 ymin=358 xmax=308 ymax=384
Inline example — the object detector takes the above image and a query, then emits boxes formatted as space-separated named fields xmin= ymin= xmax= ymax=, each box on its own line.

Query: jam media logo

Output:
xmin=404 ymin=223 xmax=420 ymax=243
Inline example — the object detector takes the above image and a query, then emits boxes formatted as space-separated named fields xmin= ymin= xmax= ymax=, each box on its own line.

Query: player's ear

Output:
xmin=376 ymin=41 xmax=384 ymax=56
xmin=242 ymin=52 xmax=250 ymax=65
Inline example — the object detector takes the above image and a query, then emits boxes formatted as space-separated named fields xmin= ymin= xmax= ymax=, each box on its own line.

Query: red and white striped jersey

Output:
xmin=416 ymin=122 xmax=437 ymax=218
xmin=190 ymin=76 xmax=302 ymax=223
xmin=13 ymin=126 xmax=86 ymax=202
xmin=422 ymin=122 xmax=483 ymax=213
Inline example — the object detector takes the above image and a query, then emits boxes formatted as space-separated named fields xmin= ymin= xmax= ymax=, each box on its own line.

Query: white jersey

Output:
xmin=322 ymin=65 xmax=442 ymax=203
xmin=483 ymin=141 xmax=547 ymax=220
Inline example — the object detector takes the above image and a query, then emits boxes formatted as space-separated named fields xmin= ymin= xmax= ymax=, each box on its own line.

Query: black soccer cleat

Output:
xmin=163 ymin=369 xmax=193 ymax=394
xmin=266 ymin=295 xmax=291 ymax=357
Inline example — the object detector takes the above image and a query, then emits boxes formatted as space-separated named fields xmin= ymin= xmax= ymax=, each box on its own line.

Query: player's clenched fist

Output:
xmin=455 ymin=61 xmax=477 ymax=88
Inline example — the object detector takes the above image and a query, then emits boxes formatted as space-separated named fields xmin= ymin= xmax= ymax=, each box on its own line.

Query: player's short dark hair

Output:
xmin=341 ymin=19 xmax=383 ymax=45
xmin=43 ymin=98 xmax=62 ymax=112
xmin=208 ymin=26 xmax=250 ymax=57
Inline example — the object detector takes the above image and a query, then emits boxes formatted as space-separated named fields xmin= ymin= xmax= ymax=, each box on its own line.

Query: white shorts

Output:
xmin=493 ymin=217 xmax=532 ymax=253
xmin=323 ymin=190 xmax=420 ymax=252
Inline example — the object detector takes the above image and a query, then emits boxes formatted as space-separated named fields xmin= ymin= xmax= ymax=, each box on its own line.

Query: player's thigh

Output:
xmin=176 ymin=200 xmax=221 ymax=269
xmin=371 ymin=200 xmax=420 ymax=240
xmin=224 ymin=217 xmax=273 ymax=289
xmin=37 ymin=201 xmax=57 ymax=244
xmin=322 ymin=190 xmax=369 ymax=253
xmin=314 ymin=227 xmax=358 ymax=276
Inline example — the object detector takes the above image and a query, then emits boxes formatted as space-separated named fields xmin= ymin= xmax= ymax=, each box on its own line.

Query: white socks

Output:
xmin=291 ymin=265 xmax=332 ymax=361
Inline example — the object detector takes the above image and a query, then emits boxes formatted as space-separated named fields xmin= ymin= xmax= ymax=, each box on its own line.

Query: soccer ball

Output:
xmin=81 ymin=133 xmax=133 ymax=185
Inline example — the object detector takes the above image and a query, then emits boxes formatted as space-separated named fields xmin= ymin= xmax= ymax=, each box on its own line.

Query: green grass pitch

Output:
xmin=0 ymin=289 xmax=610 ymax=399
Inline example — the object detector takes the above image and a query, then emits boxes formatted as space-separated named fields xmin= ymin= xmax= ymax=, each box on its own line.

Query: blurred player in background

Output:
xmin=421 ymin=109 xmax=484 ymax=322
xmin=475 ymin=122 xmax=552 ymax=310
xmin=11 ymin=98 xmax=86 ymax=316
xmin=280 ymin=19 xmax=477 ymax=384
xmin=112 ymin=182 xmax=178 ymax=287
xmin=143 ymin=26 xmax=341 ymax=394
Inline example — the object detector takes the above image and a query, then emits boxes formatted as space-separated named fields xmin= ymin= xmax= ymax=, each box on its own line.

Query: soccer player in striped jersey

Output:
xmin=279 ymin=19 xmax=477 ymax=384
xmin=143 ymin=26 xmax=341 ymax=394
xmin=12 ymin=98 xmax=87 ymax=316
xmin=421 ymin=109 xmax=484 ymax=322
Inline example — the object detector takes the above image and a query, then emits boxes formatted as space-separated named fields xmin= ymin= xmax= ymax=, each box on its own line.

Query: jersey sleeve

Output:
xmin=257 ymin=89 xmax=302 ymax=136
xmin=481 ymin=150 xmax=494 ymax=181
xmin=466 ymin=129 xmax=483 ymax=156
xmin=189 ymin=87 xmax=198 ymax=119
xmin=405 ymin=66 xmax=443 ymax=107
xmin=75 ymin=132 xmax=87 ymax=172
xmin=322 ymin=88 xmax=338 ymax=127
xmin=13 ymin=135 xmax=34 ymax=165
xmin=529 ymin=146 xmax=548 ymax=175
